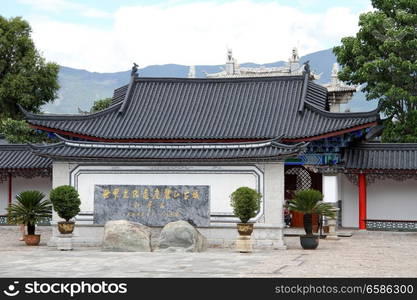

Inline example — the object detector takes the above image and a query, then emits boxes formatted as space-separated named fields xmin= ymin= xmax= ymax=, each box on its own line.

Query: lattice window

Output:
xmin=286 ymin=167 xmax=312 ymax=190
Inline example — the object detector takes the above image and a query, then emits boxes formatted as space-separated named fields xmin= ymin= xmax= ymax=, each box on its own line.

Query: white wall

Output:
xmin=323 ymin=175 xmax=339 ymax=203
xmin=51 ymin=162 xmax=286 ymax=226
xmin=71 ymin=165 xmax=261 ymax=215
xmin=367 ymin=178 xmax=417 ymax=221
xmin=0 ymin=176 xmax=52 ymax=214
xmin=84 ymin=172 xmax=255 ymax=213
xmin=341 ymin=174 xmax=358 ymax=227
xmin=341 ymin=175 xmax=417 ymax=228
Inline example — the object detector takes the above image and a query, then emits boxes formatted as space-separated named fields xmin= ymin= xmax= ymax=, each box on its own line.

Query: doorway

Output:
xmin=284 ymin=165 xmax=322 ymax=228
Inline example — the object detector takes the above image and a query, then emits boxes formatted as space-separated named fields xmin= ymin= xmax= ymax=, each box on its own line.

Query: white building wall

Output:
xmin=341 ymin=175 xmax=417 ymax=228
xmin=48 ymin=162 xmax=287 ymax=249
xmin=341 ymin=174 xmax=358 ymax=228
xmin=69 ymin=165 xmax=263 ymax=218
xmin=0 ymin=177 xmax=52 ymax=215
xmin=323 ymin=175 xmax=339 ymax=203
xmin=367 ymin=178 xmax=417 ymax=221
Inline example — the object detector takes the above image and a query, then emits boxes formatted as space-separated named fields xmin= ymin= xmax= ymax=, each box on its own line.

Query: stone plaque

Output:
xmin=94 ymin=185 xmax=210 ymax=227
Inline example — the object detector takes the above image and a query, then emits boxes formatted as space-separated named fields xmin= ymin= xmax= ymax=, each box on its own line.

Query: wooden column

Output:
xmin=358 ymin=173 xmax=367 ymax=230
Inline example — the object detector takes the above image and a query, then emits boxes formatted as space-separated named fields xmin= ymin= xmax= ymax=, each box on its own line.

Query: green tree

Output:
xmin=0 ymin=118 xmax=50 ymax=143
xmin=333 ymin=0 xmax=417 ymax=142
xmin=91 ymin=97 xmax=112 ymax=112
xmin=0 ymin=16 xmax=59 ymax=119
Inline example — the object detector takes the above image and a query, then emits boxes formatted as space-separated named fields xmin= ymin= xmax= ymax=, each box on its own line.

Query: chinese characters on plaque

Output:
xmin=94 ymin=185 xmax=210 ymax=226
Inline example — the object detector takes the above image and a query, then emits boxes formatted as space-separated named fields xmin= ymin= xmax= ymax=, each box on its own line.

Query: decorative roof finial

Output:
xmin=303 ymin=60 xmax=311 ymax=75
xmin=131 ymin=62 xmax=139 ymax=77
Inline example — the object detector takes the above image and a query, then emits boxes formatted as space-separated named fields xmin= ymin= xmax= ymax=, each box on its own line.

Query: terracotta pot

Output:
xmin=58 ymin=221 xmax=75 ymax=234
xmin=25 ymin=234 xmax=41 ymax=246
xmin=237 ymin=223 xmax=254 ymax=236
xmin=300 ymin=235 xmax=319 ymax=250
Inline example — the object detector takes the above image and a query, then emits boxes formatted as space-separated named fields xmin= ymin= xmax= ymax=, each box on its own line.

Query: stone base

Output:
xmin=235 ymin=236 xmax=252 ymax=253
xmin=47 ymin=223 xmax=286 ymax=250
xmin=326 ymin=217 xmax=340 ymax=240
xmin=56 ymin=234 xmax=73 ymax=251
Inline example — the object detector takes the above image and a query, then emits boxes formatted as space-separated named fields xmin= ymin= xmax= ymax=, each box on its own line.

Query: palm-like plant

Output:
xmin=287 ymin=189 xmax=336 ymax=236
xmin=7 ymin=190 xmax=52 ymax=235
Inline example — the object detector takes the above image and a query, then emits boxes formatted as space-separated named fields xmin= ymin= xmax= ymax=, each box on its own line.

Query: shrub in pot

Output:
xmin=230 ymin=187 xmax=261 ymax=236
xmin=49 ymin=185 xmax=81 ymax=234
xmin=287 ymin=189 xmax=335 ymax=249
xmin=7 ymin=190 xmax=52 ymax=246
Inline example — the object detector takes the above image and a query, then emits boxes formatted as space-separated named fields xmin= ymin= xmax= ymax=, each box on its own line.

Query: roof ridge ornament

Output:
xmin=298 ymin=63 xmax=310 ymax=113
xmin=119 ymin=63 xmax=138 ymax=114
xmin=131 ymin=62 xmax=139 ymax=78
xmin=303 ymin=61 xmax=311 ymax=76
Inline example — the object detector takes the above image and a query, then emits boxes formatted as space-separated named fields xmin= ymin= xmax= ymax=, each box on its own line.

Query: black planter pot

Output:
xmin=300 ymin=235 xmax=319 ymax=250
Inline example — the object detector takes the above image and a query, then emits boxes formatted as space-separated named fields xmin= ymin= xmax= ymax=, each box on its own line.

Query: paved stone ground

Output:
xmin=1 ymin=226 xmax=417 ymax=277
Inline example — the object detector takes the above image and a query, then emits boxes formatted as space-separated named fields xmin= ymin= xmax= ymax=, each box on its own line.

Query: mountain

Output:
xmin=43 ymin=48 xmax=378 ymax=114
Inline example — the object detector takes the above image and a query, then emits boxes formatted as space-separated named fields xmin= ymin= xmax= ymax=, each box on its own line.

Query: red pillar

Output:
xmin=7 ymin=173 xmax=12 ymax=206
xmin=358 ymin=173 xmax=367 ymax=230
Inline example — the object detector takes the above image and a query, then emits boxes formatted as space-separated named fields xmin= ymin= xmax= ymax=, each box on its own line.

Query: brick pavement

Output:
xmin=1 ymin=226 xmax=416 ymax=277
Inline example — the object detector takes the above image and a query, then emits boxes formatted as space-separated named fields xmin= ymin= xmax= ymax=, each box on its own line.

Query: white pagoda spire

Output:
xmin=323 ymin=63 xmax=357 ymax=112
xmin=188 ymin=65 xmax=196 ymax=78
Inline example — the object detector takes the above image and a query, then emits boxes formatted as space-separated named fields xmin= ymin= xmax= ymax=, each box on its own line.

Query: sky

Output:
xmin=2 ymin=0 xmax=373 ymax=73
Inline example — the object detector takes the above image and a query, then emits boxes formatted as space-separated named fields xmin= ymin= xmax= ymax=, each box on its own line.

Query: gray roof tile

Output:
xmin=344 ymin=143 xmax=417 ymax=170
xmin=24 ymin=75 xmax=379 ymax=141
xmin=0 ymin=145 xmax=51 ymax=169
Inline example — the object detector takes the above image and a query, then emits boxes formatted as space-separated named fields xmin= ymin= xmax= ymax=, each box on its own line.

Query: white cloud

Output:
xmin=28 ymin=1 xmax=366 ymax=72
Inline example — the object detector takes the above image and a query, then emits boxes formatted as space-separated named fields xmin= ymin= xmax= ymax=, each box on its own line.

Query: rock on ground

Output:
xmin=158 ymin=220 xmax=207 ymax=252
xmin=102 ymin=220 xmax=151 ymax=252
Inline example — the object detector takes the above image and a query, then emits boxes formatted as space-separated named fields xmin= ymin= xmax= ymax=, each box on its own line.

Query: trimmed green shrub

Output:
xmin=230 ymin=187 xmax=261 ymax=223
xmin=49 ymin=185 xmax=81 ymax=222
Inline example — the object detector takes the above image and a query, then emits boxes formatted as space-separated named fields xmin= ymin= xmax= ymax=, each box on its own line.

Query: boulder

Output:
xmin=102 ymin=220 xmax=151 ymax=252
xmin=158 ymin=220 xmax=207 ymax=252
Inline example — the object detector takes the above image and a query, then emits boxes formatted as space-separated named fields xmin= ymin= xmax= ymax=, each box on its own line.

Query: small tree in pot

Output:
xmin=49 ymin=185 xmax=81 ymax=234
xmin=230 ymin=187 xmax=261 ymax=236
xmin=7 ymin=190 xmax=52 ymax=246
xmin=287 ymin=189 xmax=335 ymax=249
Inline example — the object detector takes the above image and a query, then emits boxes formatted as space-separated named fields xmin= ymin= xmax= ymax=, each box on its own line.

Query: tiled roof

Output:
xmin=30 ymin=136 xmax=307 ymax=161
xmin=23 ymin=74 xmax=379 ymax=141
xmin=0 ymin=145 xmax=51 ymax=169
xmin=344 ymin=143 xmax=417 ymax=170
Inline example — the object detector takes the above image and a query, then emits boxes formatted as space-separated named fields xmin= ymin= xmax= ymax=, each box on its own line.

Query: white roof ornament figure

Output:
xmin=188 ymin=65 xmax=196 ymax=78
xmin=206 ymin=47 xmax=321 ymax=79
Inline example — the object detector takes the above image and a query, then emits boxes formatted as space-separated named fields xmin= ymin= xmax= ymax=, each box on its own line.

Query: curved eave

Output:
xmin=29 ymin=121 xmax=379 ymax=143
xmin=282 ymin=121 xmax=379 ymax=142
xmin=30 ymin=138 xmax=308 ymax=162
xmin=20 ymin=102 xmax=122 ymax=121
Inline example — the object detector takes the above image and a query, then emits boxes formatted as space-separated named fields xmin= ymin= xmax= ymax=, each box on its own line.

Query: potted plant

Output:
xmin=230 ymin=187 xmax=261 ymax=236
xmin=287 ymin=189 xmax=335 ymax=249
xmin=49 ymin=185 xmax=81 ymax=234
xmin=7 ymin=190 xmax=52 ymax=246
